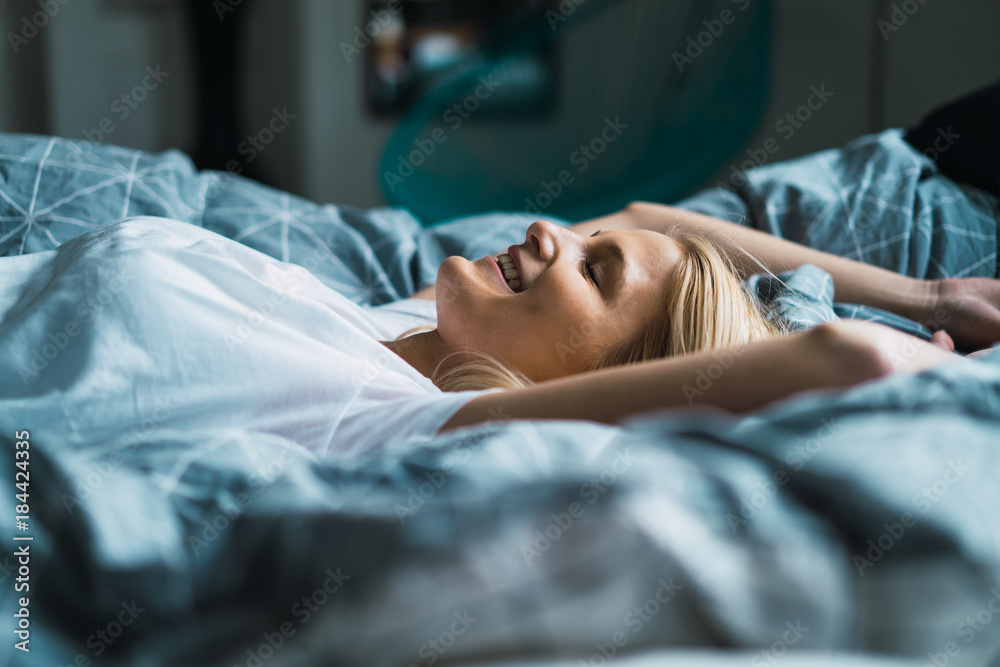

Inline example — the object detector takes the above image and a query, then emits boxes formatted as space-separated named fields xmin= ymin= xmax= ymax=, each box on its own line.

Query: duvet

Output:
xmin=1 ymin=131 xmax=1000 ymax=667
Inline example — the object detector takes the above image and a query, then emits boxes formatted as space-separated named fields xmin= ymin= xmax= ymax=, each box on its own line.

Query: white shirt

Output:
xmin=0 ymin=217 xmax=502 ymax=459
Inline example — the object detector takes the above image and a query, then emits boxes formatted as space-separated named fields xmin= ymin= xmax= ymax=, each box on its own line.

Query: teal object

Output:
xmin=378 ymin=0 xmax=772 ymax=226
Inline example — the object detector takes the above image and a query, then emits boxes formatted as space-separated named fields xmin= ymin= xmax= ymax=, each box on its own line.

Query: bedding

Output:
xmin=1 ymin=131 xmax=999 ymax=667
xmin=0 ymin=216 xmax=503 ymax=461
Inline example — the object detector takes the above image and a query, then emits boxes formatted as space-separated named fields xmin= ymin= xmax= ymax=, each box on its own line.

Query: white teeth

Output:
xmin=496 ymin=253 xmax=521 ymax=291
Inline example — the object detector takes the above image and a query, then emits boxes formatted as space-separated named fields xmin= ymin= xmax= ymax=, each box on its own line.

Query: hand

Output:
xmin=828 ymin=320 xmax=962 ymax=377
xmin=924 ymin=277 xmax=1000 ymax=352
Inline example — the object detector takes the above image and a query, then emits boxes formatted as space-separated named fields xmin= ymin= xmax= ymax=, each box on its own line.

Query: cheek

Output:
xmin=521 ymin=294 xmax=602 ymax=360
xmin=539 ymin=289 xmax=598 ymax=331
xmin=554 ymin=311 xmax=606 ymax=364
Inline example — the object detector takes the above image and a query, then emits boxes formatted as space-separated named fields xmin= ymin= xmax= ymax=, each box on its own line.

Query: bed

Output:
xmin=1 ymin=130 xmax=999 ymax=667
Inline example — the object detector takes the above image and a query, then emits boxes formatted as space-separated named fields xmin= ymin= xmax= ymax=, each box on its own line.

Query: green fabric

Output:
xmin=379 ymin=0 xmax=771 ymax=225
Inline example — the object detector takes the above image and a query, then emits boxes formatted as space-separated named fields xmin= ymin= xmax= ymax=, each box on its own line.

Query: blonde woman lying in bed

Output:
xmin=383 ymin=202 xmax=1000 ymax=434
xmin=3 ymin=211 xmax=995 ymax=458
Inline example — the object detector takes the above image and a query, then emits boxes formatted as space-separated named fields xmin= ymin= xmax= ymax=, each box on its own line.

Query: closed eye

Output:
xmin=584 ymin=229 xmax=602 ymax=288
xmin=584 ymin=259 xmax=599 ymax=288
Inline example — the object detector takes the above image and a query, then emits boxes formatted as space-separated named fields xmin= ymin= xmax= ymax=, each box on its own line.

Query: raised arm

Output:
xmin=439 ymin=319 xmax=963 ymax=434
xmin=567 ymin=202 xmax=1000 ymax=351
xmin=569 ymin=202 xmax=934 ymax=317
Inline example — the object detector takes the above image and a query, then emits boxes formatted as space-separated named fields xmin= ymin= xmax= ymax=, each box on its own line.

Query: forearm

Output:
xmin=440 ymin=321 xmax=953 ymax=433
xmin=567 ymin=202 xmax=937 ymax=324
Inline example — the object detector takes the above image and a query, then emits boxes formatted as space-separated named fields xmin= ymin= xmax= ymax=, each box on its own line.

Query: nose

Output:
xmin=525 ymin=219 xmax=567 ymax=263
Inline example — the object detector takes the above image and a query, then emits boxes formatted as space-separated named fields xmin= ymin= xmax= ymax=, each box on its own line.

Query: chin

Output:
xmin=434 ymin=259 xmax=472 ymax=321
xmin=434 ymin=257 xmax=466 ymax=295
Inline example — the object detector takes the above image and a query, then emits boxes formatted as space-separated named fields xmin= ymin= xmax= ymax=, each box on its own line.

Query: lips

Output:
xmin=489 ymin=255 xmax=514 ymax=292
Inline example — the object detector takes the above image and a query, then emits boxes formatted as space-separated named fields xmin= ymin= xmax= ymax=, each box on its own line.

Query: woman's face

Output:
xmin=435 ymin=220 xmax=685 ymax=381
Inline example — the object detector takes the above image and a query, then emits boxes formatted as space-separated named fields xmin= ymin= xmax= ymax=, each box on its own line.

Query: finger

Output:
xmin=930 ymin=330 xmax=955 ymax=353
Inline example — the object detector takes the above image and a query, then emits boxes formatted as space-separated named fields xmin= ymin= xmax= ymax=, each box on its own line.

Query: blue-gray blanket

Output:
xmin=1 ymin=131 xmax=1000 ymax=667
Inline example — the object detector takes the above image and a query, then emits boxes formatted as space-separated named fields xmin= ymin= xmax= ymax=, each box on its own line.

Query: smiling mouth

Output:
xmin=495 ymin=253 xmax=522 ymax=292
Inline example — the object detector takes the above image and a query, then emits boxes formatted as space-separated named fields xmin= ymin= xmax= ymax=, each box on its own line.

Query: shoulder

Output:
xmin=411 ymin=285 xmax=435 ymax=301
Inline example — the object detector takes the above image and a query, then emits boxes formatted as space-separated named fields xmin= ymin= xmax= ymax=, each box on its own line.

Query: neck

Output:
xmin=380 ymin=329 xmax=454 ymax=383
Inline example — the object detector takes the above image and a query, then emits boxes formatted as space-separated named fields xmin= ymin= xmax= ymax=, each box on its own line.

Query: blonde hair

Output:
xmin=396 ymin=227 xmax=789 ymax=392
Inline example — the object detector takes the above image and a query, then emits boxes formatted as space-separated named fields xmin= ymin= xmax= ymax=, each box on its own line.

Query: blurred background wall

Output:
xmin=1 ymin=0 xmax=998 ymax=212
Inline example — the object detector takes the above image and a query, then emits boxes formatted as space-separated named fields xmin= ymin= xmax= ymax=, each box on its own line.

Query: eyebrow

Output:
xmin=589 ymin=230 xmax=626 ymax=300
